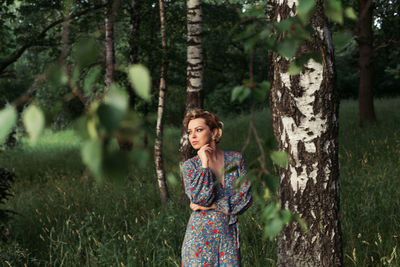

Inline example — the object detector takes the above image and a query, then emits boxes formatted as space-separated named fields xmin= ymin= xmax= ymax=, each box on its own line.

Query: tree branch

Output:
xmin=0 ymin=3 xmax=107 ymax=75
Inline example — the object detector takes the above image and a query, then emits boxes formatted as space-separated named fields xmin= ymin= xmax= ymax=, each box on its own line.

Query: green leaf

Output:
xmin=71 ymin=67 xmax=80 ymax=86
xmin=84 ymin=66 xmax=102 ymax=95
xmin=277 ymin=38 xmax=301 ymax=59
xmin=297 ymin=0 xmax=316 ymax=24
xmin=259 ymin=81 xmax=271 ymax=92
xmin=289 ymin=61 xmax=302 ymax=75
xmin=104 ymin=85 xmax=128 ymax=113
xmin=258 ymin=28 xmax=271 ymax=40
xmin=266 ymin=217 xmax=284 ymax=240
xmin=263 ymin=203 xmax=279 ymax=220
xmin=73 ymin=116 xmax=90 ymax=140
xmin=270 ymin=150 xmax=288 ymax=168
xmin=264 ymin=175 xmax=280 ymax=195
xmin=81 ymin=140 xmax=103 ymax=183
xmin=325 ymin=0 xmax=343 ymax=24
xmin=244 ymin=35 xmax=259 ymax=52
xmin=127 ymin=64 xmax=151 ymax=101
xmin=231 ymin=85 xmax=251 ymax=103
xmin=333 ymin=30 xmax=353 ymax=51
xmin=231 ymin=86 xmax=244 ymax=102
xmin=98 ymin=85 xmax=129 ymax=134
xmin=167 ymin=173 xmax=178 ymax=186
xmin=233 ymin=24 xmax=256 ymax=42
xmin=344 ymin=7 xmax=357 ymax=20
xmin=280 ymin=209 xmax=292 ymax=224
xmin=276 ymin=18 xmax=292 ymax=32
xmin=0 ymin=105 xmax=17 ymax=144
xmin=23 ymin=104 xmax=45 ymax=144
xmin=253 ymin=81 xmax=271 ymax=101
xmin=288 ymin=53 xmax=320 ymax=75
xmin=238 ymin=87 xmax=251 ymax=102
xmin=72 ymin=38 xmax=100 ymax=68
xmin=48 ymin=65 xmax=68 ymax=87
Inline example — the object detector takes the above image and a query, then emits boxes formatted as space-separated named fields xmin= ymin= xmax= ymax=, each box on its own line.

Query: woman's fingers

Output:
xmin=190 ymin=203 xmax=200 ymax=211
xmin=198 ymin=144 xmax=211 ymax=167
xmin=190 ymin=202 xmax=217 ymax=211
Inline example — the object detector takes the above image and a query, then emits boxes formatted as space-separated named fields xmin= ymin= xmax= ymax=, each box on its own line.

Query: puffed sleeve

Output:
xmin=181 ymin=159 xmax=216 ymax=206
xmin=217 ymin=153 xmax=252 ymax=216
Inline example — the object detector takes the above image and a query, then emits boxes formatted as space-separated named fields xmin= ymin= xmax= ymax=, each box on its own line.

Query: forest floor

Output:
xmin=1 ymin=97 xmax=400 ymax=266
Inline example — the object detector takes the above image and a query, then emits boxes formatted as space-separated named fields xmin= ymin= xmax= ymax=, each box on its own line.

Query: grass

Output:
xmin=1 ymin=97 xmax=400 ymax=266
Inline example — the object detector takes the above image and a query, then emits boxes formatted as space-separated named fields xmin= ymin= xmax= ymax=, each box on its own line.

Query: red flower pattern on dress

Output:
xmin=181 ymin=151 xmax=252 ymax=266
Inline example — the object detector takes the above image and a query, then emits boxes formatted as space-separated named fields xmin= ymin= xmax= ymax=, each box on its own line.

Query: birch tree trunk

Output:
xmin=358 ymin=0 xmax=376 ymax=125
xmin=269 ymin=1 xmax=342 ymax=266
xmin=154 ymin=0 xmax=169 ymax=204
xmin=104 ymin=1 xmax=115 ymax=89
xmin=179 ymin=0 xmax=203 ymax=162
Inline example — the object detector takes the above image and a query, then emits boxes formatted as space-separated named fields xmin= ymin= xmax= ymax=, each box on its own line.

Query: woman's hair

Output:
xmin=183 ymin=109 xmax=224 ymax=143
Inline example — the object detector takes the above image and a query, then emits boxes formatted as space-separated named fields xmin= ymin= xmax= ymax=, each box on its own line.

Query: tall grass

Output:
xmin=1 ymin=98 xmax=399 ymax=266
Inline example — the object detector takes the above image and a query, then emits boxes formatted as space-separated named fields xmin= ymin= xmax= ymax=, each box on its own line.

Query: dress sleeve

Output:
xmin=182 ymin=159 xmax=215 ymax=206
xmin=223 ymin=153 xmax=252 ymax=216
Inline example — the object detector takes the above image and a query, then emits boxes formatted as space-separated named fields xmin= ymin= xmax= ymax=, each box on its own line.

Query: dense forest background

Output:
xmin=0 ymin=0 xmax=398 ymax=127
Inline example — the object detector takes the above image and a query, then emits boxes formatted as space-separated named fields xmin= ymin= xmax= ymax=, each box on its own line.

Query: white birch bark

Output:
xmin=269 ymin=0 xmax=342 ymax=266
xmin=154 ymin=0 xmax=169 ymax=204
xmin=179 ymin=0 xmax=203 ymax=163
xmin=186 ymin=0 xmax=203 ymax=94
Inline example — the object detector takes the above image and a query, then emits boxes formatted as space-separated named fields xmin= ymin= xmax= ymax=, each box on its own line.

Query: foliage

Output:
xmin=1 ymin=0 xmax=398 ymax=127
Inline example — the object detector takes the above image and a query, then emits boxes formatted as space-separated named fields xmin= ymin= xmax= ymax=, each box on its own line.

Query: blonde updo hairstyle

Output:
xmin=183 ymin=109 xmax=224 ymax=143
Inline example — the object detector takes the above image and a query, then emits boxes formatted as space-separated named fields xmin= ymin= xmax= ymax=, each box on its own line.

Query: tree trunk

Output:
xmin=127 ymin=0 xmax=140 ymax=108
xmin=179 ymin=0 xmax=203 ymax=163
xmin=269 ymin=1 xmax=342 ymax=266
xmin=358 ymin=0 xmax=376 ymax=125
xmin=141 ymin=1 xmax=159 ymax=149
xmin=104 ymin=0 xmax=119 ymax=89
xmin=117 ymin=0 xmax=140 ymax=151
xmin=154 ymin=0 xmax=169 ymax=204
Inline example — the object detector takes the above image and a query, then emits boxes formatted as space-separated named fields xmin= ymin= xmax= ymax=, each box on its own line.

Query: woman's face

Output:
xmin=187 ymin=118 xmax=214 ymax=150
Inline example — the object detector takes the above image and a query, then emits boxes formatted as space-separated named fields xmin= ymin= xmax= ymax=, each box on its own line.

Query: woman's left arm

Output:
xmin=229 ymin=154 xmax=252 ymax=215
xmin=215 ymin=153 xmax=252 ymax=216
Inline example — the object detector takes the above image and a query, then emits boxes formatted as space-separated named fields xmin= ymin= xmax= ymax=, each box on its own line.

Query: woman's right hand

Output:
xmin=198 ymin=144 xmax=213 ymax=168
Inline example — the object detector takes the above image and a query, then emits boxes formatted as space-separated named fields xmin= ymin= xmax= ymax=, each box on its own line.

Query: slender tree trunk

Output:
xmin=117 ymin=0 xmax=140 ymax=151
xmin=104 ymin=0 xmax=120 ymax=89
xmin=269 ymin=1 xmax=342 ymax=266
xmin=142 ymin=2 xmax=159 ymax=149
xmin=154 ymin=0 xmax=169 ymax=204
xmin=127 ymin=0 xmax=140 ymax=108
xmin=179 ymin=0 xmax=203 ymax=163
xmin=358 ymin=0 xmax=376 ymax=125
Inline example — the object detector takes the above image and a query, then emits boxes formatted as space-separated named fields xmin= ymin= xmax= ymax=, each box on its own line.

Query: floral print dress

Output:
xmin=181 ymin=151 xmax=252 ymax=266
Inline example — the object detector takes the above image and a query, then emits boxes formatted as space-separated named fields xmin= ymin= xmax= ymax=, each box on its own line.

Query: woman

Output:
xmin=181 ymin=109 xmax=252 ymax=266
